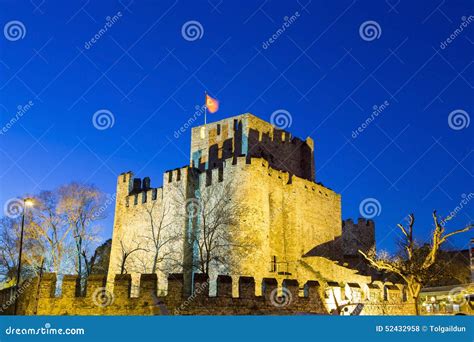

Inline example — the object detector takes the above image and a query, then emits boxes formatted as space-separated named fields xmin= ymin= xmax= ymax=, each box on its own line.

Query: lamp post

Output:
xmin=13 ymin=198 xmax=33 ymax=315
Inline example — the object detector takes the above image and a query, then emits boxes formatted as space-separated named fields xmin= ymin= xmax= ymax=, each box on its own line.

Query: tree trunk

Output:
xmin=77 ymin=251 xmax=82 ymax=283
xmin=120 ymin=258 xmax=126 ymax=274
xmin=410 ymin=295 xmax=419 ymax=315
xmin=412 ymin=286 xmax=422 ymax=315
xmin=406 ymin=281 xmax=421 ymax=315
xmin=151 ymin=252 xmax=158 ymax=274
xmin=415 ymin=294 xmax=420 ymax=315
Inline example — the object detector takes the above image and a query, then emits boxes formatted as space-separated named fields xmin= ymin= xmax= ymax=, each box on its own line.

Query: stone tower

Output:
xmin=107 ymin=113 xmax=374 ymax=295
xmin=190 ymin=113 xmax=315 ymax=181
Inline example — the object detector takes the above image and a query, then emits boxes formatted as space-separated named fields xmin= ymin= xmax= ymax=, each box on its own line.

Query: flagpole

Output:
xmin=204 ymin=91 xmax=207 ymax=125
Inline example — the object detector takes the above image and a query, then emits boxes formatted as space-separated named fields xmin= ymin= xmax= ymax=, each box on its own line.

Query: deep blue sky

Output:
xmin=1 ymin=0 xmax=473 ymax=253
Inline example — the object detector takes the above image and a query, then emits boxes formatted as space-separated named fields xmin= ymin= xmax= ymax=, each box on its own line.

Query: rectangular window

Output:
xmin=217 ymin=124 xmax=221 ymax=135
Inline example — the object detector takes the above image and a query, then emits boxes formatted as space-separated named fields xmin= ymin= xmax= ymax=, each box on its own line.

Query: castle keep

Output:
xmin=101 ymin=113 xmax=401 ymax=313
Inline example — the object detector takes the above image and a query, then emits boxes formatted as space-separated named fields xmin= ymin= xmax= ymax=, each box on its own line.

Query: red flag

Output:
xmin=205 ymin=94 xmax=219 ymax=113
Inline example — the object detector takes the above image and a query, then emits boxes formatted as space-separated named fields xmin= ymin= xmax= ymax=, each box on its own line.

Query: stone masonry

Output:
xmin=100 ymin=113 xmax=411 ymax=314
xmin=0 ymin=113 xmax=415 ymax=315
xmin=7 ymin=272 xmax=412 ymax=315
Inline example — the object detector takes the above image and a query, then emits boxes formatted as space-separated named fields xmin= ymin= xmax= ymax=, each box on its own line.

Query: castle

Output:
xmin=103 ymin=113 xmax=404 ymax=311
xmin=2 ymin=113 xmax=414 ymax=315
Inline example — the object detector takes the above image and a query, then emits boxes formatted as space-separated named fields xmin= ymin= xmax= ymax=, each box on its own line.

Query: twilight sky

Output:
xmin=0 ymin=0 xmax=473 ymax=252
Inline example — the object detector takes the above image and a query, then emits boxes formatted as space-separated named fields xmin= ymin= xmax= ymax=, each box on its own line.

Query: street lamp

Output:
xmin=13 ymin=198 xmax=33 ymax=315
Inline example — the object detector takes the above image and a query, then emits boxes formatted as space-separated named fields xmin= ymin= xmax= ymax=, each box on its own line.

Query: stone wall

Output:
xmin=107 ymin=154 xmax=344 ymax=297
xmin=0 ymin=277 xmax=41 ymax=315
xmin=4 ymin=273 xmax=414 ymax=316
xmin=338 ymin=218 xmax=376 ymax=274
xmin=19 ymin=273 xmax=328 ymax=315
xmin=190 ymin=113 xmax=315 ymax=181
xmin=107 ymin=113 xmax=388 ymax=304
xmin=341 ymin=218 xmax=375 ymax=256
xmin=234 ymin=156 xmax=342 ymax=286
xmin=107 ymin=167 xmax=198 ymax=294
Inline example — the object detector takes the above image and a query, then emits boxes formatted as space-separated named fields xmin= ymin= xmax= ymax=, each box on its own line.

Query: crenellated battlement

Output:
xmin=116 ymin=171 xmax=158 ymax=204
xmin=341 ymin=217 xmax=376 ymax=258
xmin=190 ymin=113 xmax=315 ymax=182
xmin=343 ymin=218 xmax=374 ymax=228
xmin=27 ymin=273 xmax=327 ymax=315
xmin=7 ymin=273 xmax=411 ymax=316
xmin=120 ymin=155 xmax=338 ymax=209
xmin=192 ymin=113 xmax=304 ymax=147
xmin=247 ymin=157 xmax=339 ymax=199
xmin=119 ymin=167 xmax=193 ymax=207
xmin=163 ymin=166 xmax=197 ymax=185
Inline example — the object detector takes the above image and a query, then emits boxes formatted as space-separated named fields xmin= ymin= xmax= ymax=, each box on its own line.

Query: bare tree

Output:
xmin=57 ymin=183 xmax=105 ymax=284
xmin=0 ymin=214 xmax=48 ymax=285
xmin=0 ymin=217 xmax=21 ymax=285
xmin=141 ymin=201 xmax=180 ymax=275
xmin=359 ymin=211 xmax=473 ymax=314
xmin=0 ymin=183 xmax=107 ymax=299
xmin=27 ymin=191 xmax=73 ymax=276
xmin=117 ymin=237 xmax=147 ymax=274
xmin=174 ymin=178 xmax=251 ymax=276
